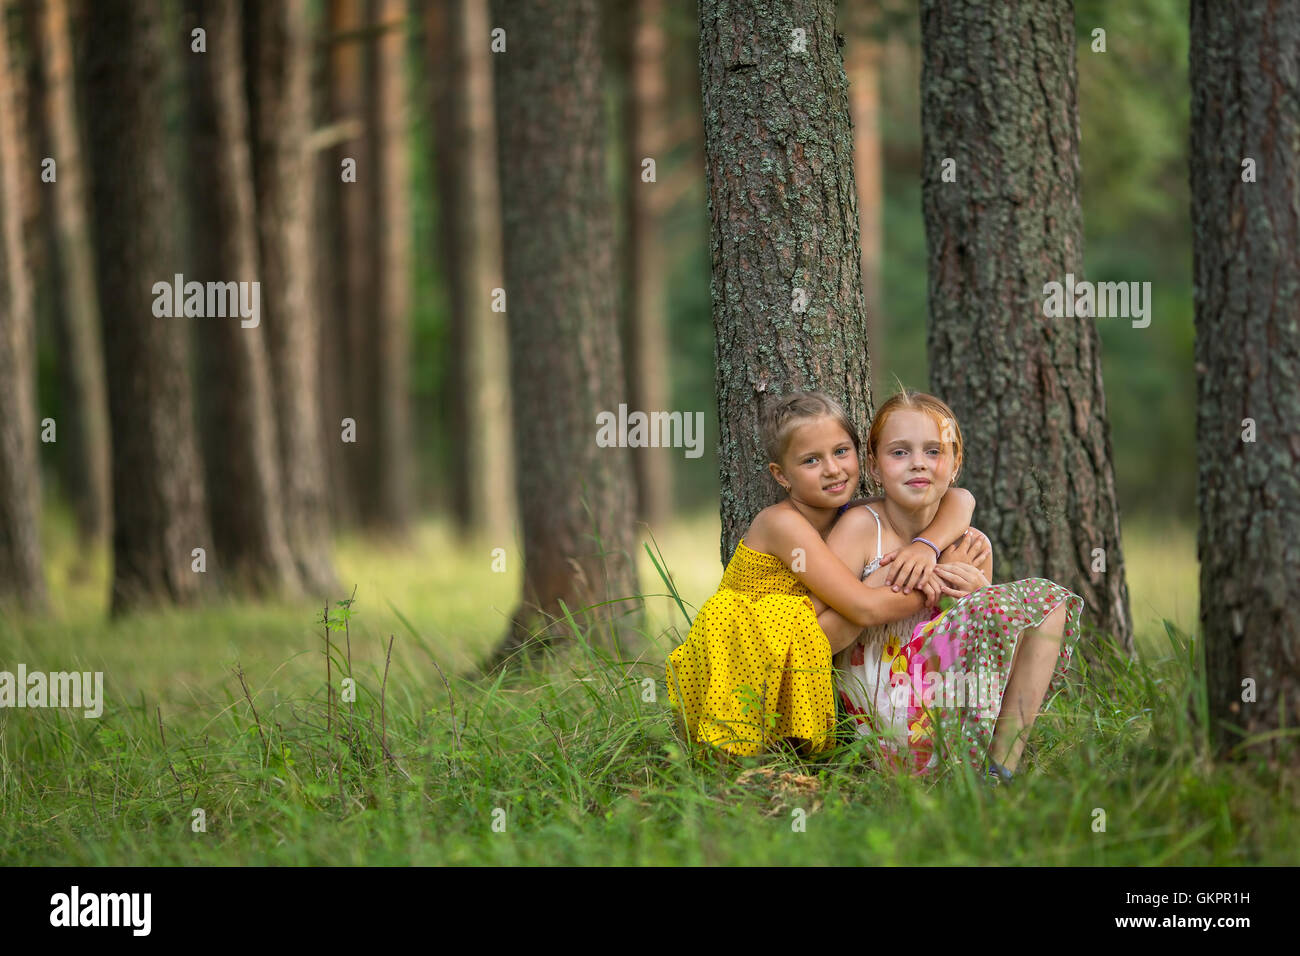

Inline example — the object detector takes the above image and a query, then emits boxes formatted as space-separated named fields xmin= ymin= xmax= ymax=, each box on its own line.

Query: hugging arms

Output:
xmin=759 ymin=488 xmax=993 ymax=654
xmin=814 ymin=496 xmax=993 ymax=652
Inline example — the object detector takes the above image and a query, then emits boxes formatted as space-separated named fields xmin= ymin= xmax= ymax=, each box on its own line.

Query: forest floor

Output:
xmin=2 ymin=509 xmax=1295 ymax=865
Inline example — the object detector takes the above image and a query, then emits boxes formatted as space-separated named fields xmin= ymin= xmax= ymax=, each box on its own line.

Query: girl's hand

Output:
xmin=916 ymin=573 xmax=943 ymax=607
xmin=881 ymin=541 xmax=938 ymax=594
xmin=933 ymin=562 xmax=989 ymax=598
xmin=939 ymin=529 xmax=990 ymax=568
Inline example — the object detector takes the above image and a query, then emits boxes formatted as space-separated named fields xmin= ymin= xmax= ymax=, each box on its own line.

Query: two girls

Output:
xmin=666 ymin=389 xmax=1082 ymax=781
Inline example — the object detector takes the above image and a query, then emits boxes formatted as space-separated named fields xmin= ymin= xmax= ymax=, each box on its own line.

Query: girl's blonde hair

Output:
xmin=866 ymin=387 xmax=964 ymax=483
xmin=759 ymin=390 xmax=861 ymax=468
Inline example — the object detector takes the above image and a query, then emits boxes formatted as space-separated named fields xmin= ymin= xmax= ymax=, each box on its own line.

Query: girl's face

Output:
xmin=770 ymin=416 xmax=859 ymax=508
xmin=868 ymin=408 xmax=957 ymax=509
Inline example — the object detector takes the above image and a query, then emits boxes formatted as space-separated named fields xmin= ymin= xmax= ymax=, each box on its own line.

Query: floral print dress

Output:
xmin=833 ymin=506 xmax=1084 ymax=775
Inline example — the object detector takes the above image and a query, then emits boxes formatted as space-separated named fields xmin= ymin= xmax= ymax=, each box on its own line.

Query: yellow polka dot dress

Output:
xmin=665 ymin=539 xmax=837 ymax=757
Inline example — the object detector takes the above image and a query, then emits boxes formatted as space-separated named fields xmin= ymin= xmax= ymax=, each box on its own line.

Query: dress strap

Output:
xmin=854 ymin=505 xmax=886 ymax=582
xmin=863 ymin=505 xmax=883 ymax=563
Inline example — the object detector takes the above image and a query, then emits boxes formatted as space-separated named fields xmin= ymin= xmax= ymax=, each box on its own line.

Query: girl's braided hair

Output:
xmin=759 ymin=390 xmax=861 ymax=469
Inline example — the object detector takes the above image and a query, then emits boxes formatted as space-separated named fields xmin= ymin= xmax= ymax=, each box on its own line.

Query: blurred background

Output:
xmin=4 ymin=0 xmax=1196 ymax=654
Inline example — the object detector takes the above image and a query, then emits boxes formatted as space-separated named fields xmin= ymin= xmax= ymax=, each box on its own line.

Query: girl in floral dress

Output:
xmin=812 ymin=391 xmax=1084 ymax=781
xmin=665 ymin=391 xmax=976 ymax=758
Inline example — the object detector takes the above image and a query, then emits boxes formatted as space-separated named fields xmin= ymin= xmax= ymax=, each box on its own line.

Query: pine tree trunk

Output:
xmin=82 ymin=0 xmax=211 ymax=613
xmin=313 ymin=2 xmax=349 ymax=527
xmin=28 ymin=0 xmax=111 ymax=547
xmin=322 ymin=0 xmax=368 ymax=528
xmin=247 ymin=0 xmax=338 ymax=597
xmin=361 ymin=0 xmax=412 ymax=533
xmin=920 ymin=0 xmax=1134 ymax=651
xmin=428 ymin=0 xmax=515 ymax=546
xmin=845 ymin=18 xmax=883 ymax=398
xmin=426 ymin=0 xmax=467 ymax=524
xmin=0 ymin=5 xmax=47 ymax=610
xmin=487 ymin=0 xmax=643 ymax=667
xmin=622 ymin=0 xmax=673 ymax=533
xmin=335 ymin=0 xmax=374 ymax=527
xmin=181 ymin=0 xmax=301 ymax=597
xmin=699 ymin=0 xmax=875 ymax=564
xmin=1190 ymin=0 xmax=1300 ymax=761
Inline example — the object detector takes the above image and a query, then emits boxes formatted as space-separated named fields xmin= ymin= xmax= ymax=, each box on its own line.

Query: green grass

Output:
xmin=0 ymin=508 xmax=1294 ymax=865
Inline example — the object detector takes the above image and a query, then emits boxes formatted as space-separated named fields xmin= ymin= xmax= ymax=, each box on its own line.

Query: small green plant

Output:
xmin=323 ymin=596 xmax=356 ymax=635
xmin=734 ymin=683 xmax=780 ymax=734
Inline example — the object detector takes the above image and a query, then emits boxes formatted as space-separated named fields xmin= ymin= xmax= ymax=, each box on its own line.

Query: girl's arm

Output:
xmin=805 ymin=507 xmax=877 ymax=651
xmin=806 ymin=501 xmax=886 ymax=615
xmin=817 ymin=607 xmax=874 ymax=654
xmin=811 ymin=503 xmax=931 ymax=653
xmin=762 ymin=509 xmax=928 ymax=639
xmin=884 ymin=487 xmax=978 ymax=592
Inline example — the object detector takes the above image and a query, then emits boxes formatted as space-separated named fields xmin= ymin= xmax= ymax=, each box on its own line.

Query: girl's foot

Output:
xmin=984 ymin=759 xmax=1014 ymax=787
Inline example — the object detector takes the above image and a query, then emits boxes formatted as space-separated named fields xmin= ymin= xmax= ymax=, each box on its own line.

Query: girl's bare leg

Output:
xmin=988 ymin=602 xmax=1067 ymax=772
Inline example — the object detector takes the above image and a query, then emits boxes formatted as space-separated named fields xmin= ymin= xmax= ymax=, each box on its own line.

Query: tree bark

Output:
xmin=487 ymin=0 xmax=643 ymax=668
xmin=426 ymin=0 xmax=465 ymax=522
xmin=0 ymin=4 xmax=47 ymax=610
xmin=181 ymin=0 xmax=301 ymax=597
xmin=247 ymin=0 xmax=338 ymax=597
xmin=920 ymin=0 xmax=1134 ymax=650
xmin=428 ymin=0 xmax=515 ymax=546
xmin=321 ymin=0 xmax=367 ymax=528
xmin=360 ymin=0 xmax=413 ymax=533
xmin=621 ymin=0 xmax=673 ymax=532
xmin=311 ymin=2 xmax=347 ymax=527
xmin=844 ymin=12 xmax=883 ymax=398
xmin=27 ymin=0 xmax=111 ymax=546
xmin=699 ymin=0 xmax=875 ymax=564
xmin=1190 ymin=0 xmax=1300 ymax=761
xmin=82 ymin=0 xmax=211 ymax=613
xmin=327 ymin=0 xmax=374 ymax=522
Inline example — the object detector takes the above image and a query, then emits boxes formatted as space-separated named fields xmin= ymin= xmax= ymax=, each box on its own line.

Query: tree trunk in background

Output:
xmin=360 ymin=0 xmax=412 ymax=533
xmin=0 ymin=7 xmax=47 ymax=610
xmin=845 ymin=12 xmax=883 ymax=399
xmin=312 ymin=4 xmax=348 ymax=527
xmin=28 ymin=0 xmax=111 ymax=546
xmin=247 ymin=0 xmax=338 ymax=597
xmin=82 ymin=0 xmax=211 ymax=613
xmin=487 ymin=0 xmax=643 ymax=668
xmin=336 ymin=0 xmax=372 ymax=529
xmin=428 ymin=0 xmax=515 ymax=546
xmin=920 ymin=0 xmax=1133 ymax=651
xmin=1190 ymin=0 xmax=1300 ymax=761
xmin=181 ymin=0 xmax=300 ymax=597
xmin=621 ymin=0 xmax=673 ymax=532
xmin=699 ymin=0 xmax=875 ymax=564
xmin=13 ymin=4 xmax=41 ymax=274
xmin=322 ymin=0 xmax=368 ymax=527
xmin=426 ymin=1 xmax=466 ymax=524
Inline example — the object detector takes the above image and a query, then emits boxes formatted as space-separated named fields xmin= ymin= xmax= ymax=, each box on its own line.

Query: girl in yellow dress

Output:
xmin=665 ymin=390 xmax=981 ymax=758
